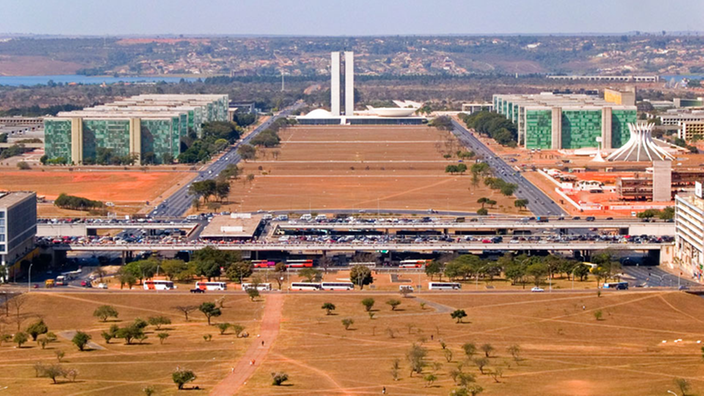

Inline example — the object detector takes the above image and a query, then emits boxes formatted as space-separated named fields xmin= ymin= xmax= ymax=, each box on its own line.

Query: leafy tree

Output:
xmin=116 ymin=324 xmax=145 ymax=345
xmin=451 ymin=309 xmax=468 ymax=323
xmin=526 ymin=261 xmax=548 ymax=287
xmin=158 ymin=332 xmax=170 ymax=344
xmin=14 ymin=332 xmax=28 ymax=348
xmin=102 ymin=324 xmax=119 ymax=344
xmin=54 ymin=350 xmax=65 ymax=362
xmin=17 ymin=161 xmax=30 ymax=170
xmin=507 ymin=344 xmax=521 ymax=362
xmin=341 ymin=318 xmax=355 ymax=330
xmin=474 ymin=357 xmax=489 ymax=374
xmin=594 ymin=310 xmax=604 ymax=321
xmin=231 ymin=324 xmax=245 ymax=337
xmin=199 ymin=302 xmax=222 ymax=325
xmin=246 ymin=288 xmax=260 ymax=301
xmin=462 ymin=342 xmax=477 ymax=359
xmin=322 ymin=302 xmax=336 ymax=315
xmin=148 ymin=316 xmax=172 ymax=330
xmin=226 ymin=260 xmax=253 ymax=283
xmin=514 ymin=199 xmax=529 ymax=210
xmin=480 ymin=343 xmax=494 ymax=357
xmin=298 ymin=268 xmax=323 ymax=283
xmin=424 ymin=373 xmax=438 ymax=387
xmin=386 ymin=299 xmax=401 ymax=311
xmin=237 ymin=144 xmax=257 ymax=161
xmin=172 ymin=369 xmax=196 ymax=390
xmin=477 ymin=208 xmax=488 ymax=216
xmin=37 ymin=337 xmax=49 ymax=349
xmin=350 ymin=266 xmax=374 ymax=289
xmin=443 ymin=348 xmax=453 ymax=362
xmin=271 ymin=372 xmax=289 ymax=386
xmin=39 ymin=364 xmax=66 ymax=384
xmin=425 ymin=261 xmax=442 ymax=280
xmin=161 ymin=259 xmax=187 ymax=280
xmin=406 ymin=343 xmax=428 ymax=377
xmin=26 ymin=319 xmax=48 ymax=341
xmin=217 ymin=322 xmax=231 ymax=335
xmin=361 ymin=298 xmax=376 ymax=312
xmin=72 ymin=331 xmax=91 ymax=351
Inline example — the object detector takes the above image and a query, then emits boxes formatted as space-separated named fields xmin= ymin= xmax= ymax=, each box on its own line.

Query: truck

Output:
xmin=536 ymin=216 xmax=549 ymax=223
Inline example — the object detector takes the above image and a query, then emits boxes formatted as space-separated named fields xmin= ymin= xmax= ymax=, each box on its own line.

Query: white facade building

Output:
xmin=675 ymin=183 xmax=704 ymax=281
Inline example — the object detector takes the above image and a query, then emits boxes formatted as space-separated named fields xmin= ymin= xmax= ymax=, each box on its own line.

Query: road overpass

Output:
xmin=48 ymin=241 xmax=672 ymax=253
xmin=275 ymin=220 xmax=675 ymax=236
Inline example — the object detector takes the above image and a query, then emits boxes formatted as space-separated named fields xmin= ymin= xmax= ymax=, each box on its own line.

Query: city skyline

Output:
xmin=1 ymin=0 xmax=703 ymax=36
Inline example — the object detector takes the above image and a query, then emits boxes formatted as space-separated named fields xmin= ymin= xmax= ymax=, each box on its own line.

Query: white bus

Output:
xmin=241 ymin=282 xmax=272 ymax=291
xmin=349 ymin=262 xmax=377 ymax=268
xmin=428 ymin=282 xmax=461 ymax=291
xmin=320 ymin=282 xmax=354 ymax=291
xmin=143 ymin=280 xmax=176 ymax=290
xmin=290 ymin=282 xmax=321 ymax=291
xmin=195 ymin=281 xmax=227 ymax=291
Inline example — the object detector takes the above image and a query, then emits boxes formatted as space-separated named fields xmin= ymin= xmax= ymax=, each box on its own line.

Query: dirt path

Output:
xmin=210 ymin=293 xmax=283 ymax=395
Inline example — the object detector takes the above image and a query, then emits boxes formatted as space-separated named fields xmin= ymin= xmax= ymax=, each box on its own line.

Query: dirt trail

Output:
xmin=210 ymin=293 xmax=283 ymax=395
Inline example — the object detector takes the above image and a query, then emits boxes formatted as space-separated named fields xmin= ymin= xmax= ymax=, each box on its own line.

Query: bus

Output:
xmin=399 ymin=259 xmax=430 ymax=268
xmin=241 ymin=283 xmax=272 ymax=291
xmin=195 ymin=281 xmax=227 ymax=291
xmin=349 ymin=262 xmax=376 ymax=268
xmin=286 ymin=259 xmax=314 ymax=268
xmin=55 ymin=276 xmax=68 ymax=286
xmin=253 ymin=260 xmax=277 ymax=268
xmin=428 ymin=282 xmax=461 ymax=291
xmin=603 ymin=281 xmax=629 ymax=290
xmin=290 ymin=282 xmax=321 ymax=291
xmin=320 ymin=282 xmax=354 ymax=291
xmin=143 ymin=280 xmax=176 ymax=290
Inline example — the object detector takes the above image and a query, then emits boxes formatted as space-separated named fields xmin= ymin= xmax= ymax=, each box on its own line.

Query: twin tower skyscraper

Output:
xmin=330 ymin=51 xmax=354 ymax=117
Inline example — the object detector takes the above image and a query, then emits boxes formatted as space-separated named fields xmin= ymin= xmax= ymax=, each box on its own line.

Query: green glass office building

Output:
xmin=44 ymin=94 xmax=229 ymax=164
xmin=493 ymin=93 xmax=637 ymax=150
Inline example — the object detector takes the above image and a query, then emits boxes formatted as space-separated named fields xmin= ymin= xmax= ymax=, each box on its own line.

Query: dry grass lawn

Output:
xmin=239 ymin=290 xmax=704 ymax=395
xmin=0 ymin=292 xmax=263 ymax=395
xmin=223 ymin=126 xmax=523 ymax=214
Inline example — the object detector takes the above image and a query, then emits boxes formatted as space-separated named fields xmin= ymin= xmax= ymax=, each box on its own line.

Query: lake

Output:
xmin=0 ymin=74 xmax=198 ymax=87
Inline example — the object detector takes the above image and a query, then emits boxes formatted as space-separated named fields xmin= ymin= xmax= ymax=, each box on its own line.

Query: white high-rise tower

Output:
xmin=330 ymin=52 xmax=341 ymax=116
xmin=344 ymin=51 xmax=354 ymax=116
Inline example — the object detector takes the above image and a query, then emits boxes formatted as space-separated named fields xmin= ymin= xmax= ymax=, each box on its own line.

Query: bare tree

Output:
xmin=7 ymin=294 xmax=29 ymax=331
xmin=173 ymin=305 xmax=198 ymax=321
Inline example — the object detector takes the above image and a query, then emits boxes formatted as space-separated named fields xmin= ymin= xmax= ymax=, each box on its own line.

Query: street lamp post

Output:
xmin=27 ymin=263 xmax=33 ymax=293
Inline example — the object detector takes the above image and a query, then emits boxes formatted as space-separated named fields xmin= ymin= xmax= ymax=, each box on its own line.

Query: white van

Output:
xmin=315 ymin=214 xmax=327 ymax=221
xmin=300 ymin=214 xmax=312 ymax=221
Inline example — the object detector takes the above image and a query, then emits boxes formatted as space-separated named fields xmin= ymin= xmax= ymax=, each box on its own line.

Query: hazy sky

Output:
xmin=2 ymin=0 xmax=703 ymax=36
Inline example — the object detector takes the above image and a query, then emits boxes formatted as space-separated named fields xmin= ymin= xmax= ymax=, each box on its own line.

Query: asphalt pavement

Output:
xmin=622 ymin=266 xmax=700 ymax=288
xmin=450 ymin=119 xmax=566 ymax=217
xmin=152 ymin=102 xmax=304 ymax=218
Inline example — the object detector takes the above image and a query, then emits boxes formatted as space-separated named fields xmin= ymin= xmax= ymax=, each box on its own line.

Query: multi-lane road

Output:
xmin=152 ymin=103 xmax=304 ymax=218
xmin=451 ymin=119 xmax=566 ymax=217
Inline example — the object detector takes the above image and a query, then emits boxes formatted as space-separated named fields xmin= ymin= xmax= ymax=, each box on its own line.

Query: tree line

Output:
xmin=460 ymin=111 xmax=518 ymax=147
xmin=425 ymin=251 xmax=622 ymax=289
xmin=178 ymin=121 xmax=243 ymax=164
xmin=54 ymin=193 xmax=104 ymax=211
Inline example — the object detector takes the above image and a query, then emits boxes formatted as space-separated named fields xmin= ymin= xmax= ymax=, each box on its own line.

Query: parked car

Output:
xmin=97 ymin=283 xmax=108 ymax=289
xmin=531 ymin=287 xmax=545 ymax=292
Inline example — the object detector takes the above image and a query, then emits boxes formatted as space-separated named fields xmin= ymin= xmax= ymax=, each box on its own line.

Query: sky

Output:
xmin=1 ymin=0 xmax=703 ymax=36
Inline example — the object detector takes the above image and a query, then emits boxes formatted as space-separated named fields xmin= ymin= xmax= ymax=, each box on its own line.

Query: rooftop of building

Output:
xmin=494 ymin=93 xmax=636 ymax=110
xmin=47 ymin=94 xmax=228 ymax=119
xmin=0 ymin=191 xmax=36 ymax=208
xmin=200 ymin=213 xmax=263 ymax=239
